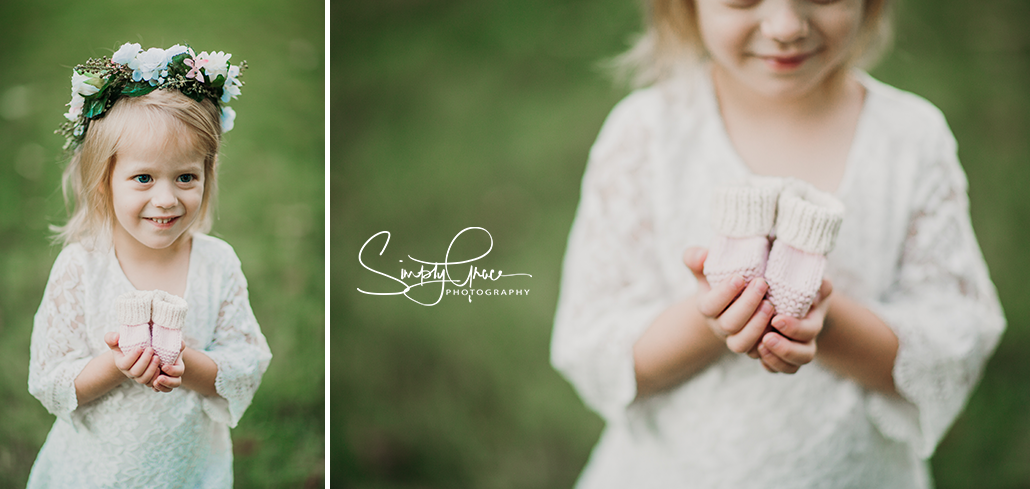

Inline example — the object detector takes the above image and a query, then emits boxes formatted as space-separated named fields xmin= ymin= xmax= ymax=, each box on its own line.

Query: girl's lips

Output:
xmin=758 ymin=52 xmax=815 ymax=71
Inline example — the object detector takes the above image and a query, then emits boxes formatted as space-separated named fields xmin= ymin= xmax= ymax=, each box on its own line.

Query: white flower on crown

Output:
xmin=198 ymin=51 xmax=232 ymax=82
xmin=70 ymin=71 xmax=102 ymax=97
xmin=129 ymin=47 xmax=169 ymax=85
xmin=65 ymin=94 xmax=85 ymax=121
xmin=112 ymin=42 xmax=141 ymax=65
xmin=220 ymin=106 xmax=236 ymax=133
xmin=164 ymin=44 xmax=189 ymax=64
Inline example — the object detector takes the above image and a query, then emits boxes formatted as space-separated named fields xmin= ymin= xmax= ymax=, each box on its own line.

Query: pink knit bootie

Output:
xmin=703 ymin=177 xmax=783 ymax=288
xmin=117 ymin=290 xmax=153 ymax=353
xmin=151 ymin=290 xmax=188 ymax=366
xmin=765 ymin=181 xmax=844 ymax=318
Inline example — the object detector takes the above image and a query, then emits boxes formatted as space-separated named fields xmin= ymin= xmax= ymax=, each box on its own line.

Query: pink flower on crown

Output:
xmin=184 ymin=55 xmax=208 ymax=83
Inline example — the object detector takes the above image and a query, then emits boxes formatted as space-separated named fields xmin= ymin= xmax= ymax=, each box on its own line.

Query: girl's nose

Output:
xmin=151 ymin=183 xmax=179 ymax=209
xmin=760 ymin=2 xmax=809 ymax=44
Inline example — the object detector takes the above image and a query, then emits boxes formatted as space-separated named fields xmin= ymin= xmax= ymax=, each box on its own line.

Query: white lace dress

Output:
xmin=27 ymin=233 xmax=272 ymax=488
xmin=551 ymin=68 xmax=1006 ymax=488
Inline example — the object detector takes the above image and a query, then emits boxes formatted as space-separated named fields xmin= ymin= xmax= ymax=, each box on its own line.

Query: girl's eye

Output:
xmin=133 ymin=175 xmax=152 ymax=184
xmin=177 ymin=174 xmax=195 ymax=183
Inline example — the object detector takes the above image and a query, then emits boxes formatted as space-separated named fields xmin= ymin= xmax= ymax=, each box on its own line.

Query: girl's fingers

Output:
xmin=682 ymin=248 xmax=708 ymax=280
xmin=120 ymin=347 xmax=149 ymax=373
xmin=697 ymin=275 xmax=747 ymax=319
xmin=128 ymin=349 xmax=156 ymax=379
xmin=715 ymin=278 xmax=769 ymax=336
xmin=771 ymin=314 xmax=821 ymax=343
xmin=114 ymin=346 xmax=140 ymax=370
xmin=761 ymin=332 xmax=816 ymax=368
xmin=104 ymin=332 xmax=120 ymax=350
xmin=726 ymin=300 xmax=775 ymax=354
xmin=161 ymin=360 xmax=185 ymax=378
xmin=136 ymin=354 xmax=161 ymax=384
xmin=154 ymin=375 xmax=179 ymax=393
xmin=757 ymin=341 xmax=800 ymax=374
xmin=747 ymin=323 xmax=775 ymax=358
xmin=161 ymin=374 xmax=182 ymax=390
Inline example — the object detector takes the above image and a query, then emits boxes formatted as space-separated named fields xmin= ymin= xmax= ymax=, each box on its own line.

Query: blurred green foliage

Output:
xmin=0 ymin=1 xmax=324 ymax=487
xmin=336 ymin=0 xmax=1030 ymax=487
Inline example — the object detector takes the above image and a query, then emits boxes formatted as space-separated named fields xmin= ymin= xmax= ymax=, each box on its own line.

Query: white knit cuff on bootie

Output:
xmin=151 ymin=290 xmax=188 ymax=366
xmin=771 ymin=180 xmax=844 ymax=255
xmin=704 ymin=177 xmax=783 ymax=287
xmin=117 ymin=290 xmax=153 ymax=353
xmin=709 ymin=176 xmax=782 ymax=238
xmin=765 ymin=181 xmax=844 ymax=318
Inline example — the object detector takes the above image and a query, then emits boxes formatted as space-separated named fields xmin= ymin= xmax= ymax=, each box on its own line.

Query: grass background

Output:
xmin=0 ymin=1 xmax=324 ymax=487
xmin=336 ymin=0 xmax=1030 ymax=488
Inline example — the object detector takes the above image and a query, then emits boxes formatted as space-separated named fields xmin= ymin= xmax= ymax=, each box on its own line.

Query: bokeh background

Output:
xmin=0 ymin=1 xmax=324 ymax=487
xmin=338 ymin=0 xmax=1030 ymax=488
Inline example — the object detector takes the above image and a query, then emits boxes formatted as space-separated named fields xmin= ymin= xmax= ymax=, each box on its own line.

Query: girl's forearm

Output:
xmin=633 ymin=296 xmax=725 ymax=398
xmin=180 ymin=347 xmax=219 ymax=397
xmin=817 ymin=294 xmax=899 ymax=394
xmin=74 ymin=351 xmax=127 ymax=406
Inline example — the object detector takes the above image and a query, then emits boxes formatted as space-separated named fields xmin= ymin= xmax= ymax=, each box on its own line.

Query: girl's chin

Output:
xmin=121 ymin=231 xmax=190 ymax=252
xmin=745 ymin=74 xmax=830 ymax=100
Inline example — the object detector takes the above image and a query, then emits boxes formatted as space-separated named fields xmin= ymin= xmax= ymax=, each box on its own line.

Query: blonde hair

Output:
xmin=613 ymin=0 xmax=893 ymax=87
xmin=52 ymin=89 xmax=222 ymax=248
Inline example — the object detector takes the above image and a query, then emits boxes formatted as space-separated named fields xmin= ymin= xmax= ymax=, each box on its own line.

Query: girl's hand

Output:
xmin=152 ymin=342 xmax=187 ymax=393
xmin=104 ymin=332 xmax=162 ymax=387
xmin=684 ymin=248 xmax=776 ymax=355
xmin=755 ymin=279 xmax=833 ymax=374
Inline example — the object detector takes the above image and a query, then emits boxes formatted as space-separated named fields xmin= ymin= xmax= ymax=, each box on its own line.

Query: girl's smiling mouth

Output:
xmin=755 ymin=50 xmax=820 ymax=72
xmin=145 ymin=216 xmax=180 ymax=226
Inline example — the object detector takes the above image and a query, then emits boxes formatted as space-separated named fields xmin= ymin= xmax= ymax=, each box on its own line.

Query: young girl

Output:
xmin=551 ymin=1 xmax=1005 ymax=487
xmin=27 ymin=42 xmax=271 ymax=488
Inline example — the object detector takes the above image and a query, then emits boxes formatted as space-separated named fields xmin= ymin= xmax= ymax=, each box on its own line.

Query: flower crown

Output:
xmin=57 ymin=42 xmax=246 ymax=150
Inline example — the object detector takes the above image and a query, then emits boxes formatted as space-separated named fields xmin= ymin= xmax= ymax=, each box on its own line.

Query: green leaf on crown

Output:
xmin=83 ymin=96 xmax=106 ymax=119
xmin=209 ymin=74 xmax=226 ymax=89
xmin=168 ymin=52 xmax=191 ymax=76
xmin=96 ymin=75 xmax=118 ymax=95
xmin=122 ymin=82 xmax=157 ymax=97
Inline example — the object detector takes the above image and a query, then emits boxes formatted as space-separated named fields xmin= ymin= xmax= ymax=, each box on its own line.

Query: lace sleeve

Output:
xmin=864 ymin=124 xmax=1006 ymax=458
xmin=201 ymin=258 xmax=272 ymax=428
xmin=27 ymin=247 xmax=92 ymax=430
xmin=550 ymin=92 xmax=676 ymax=423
